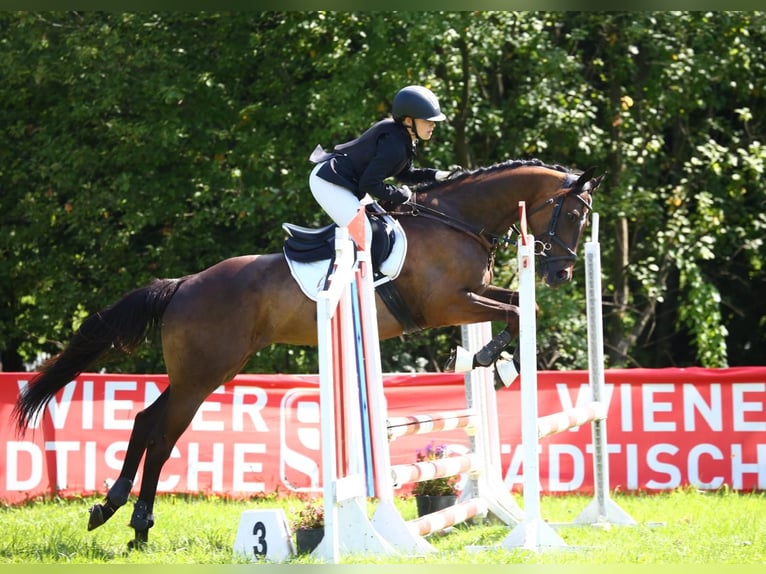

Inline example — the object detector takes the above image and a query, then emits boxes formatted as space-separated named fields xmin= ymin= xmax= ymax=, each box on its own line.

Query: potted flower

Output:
xmin=411 ymin=441 xmax=459 ymax=517
xmin=292 ymin=498 xmax=324 ymax=554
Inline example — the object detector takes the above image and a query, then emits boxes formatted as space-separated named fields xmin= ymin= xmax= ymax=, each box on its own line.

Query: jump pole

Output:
xmin=499 ymin=205 xmax=635 ymax=552
xmin=457 ymin=322 xmax=525 ymax=526
xmin=313 ymin=212 xmax=395 ymax=562
xmin=370 ymin=318 xmax=524 ymax=553
xmin=315 ymin=208 xmax=524 ymax=560
xmin=573 ymin=212 xmax=636 ymax=526
xmin=500 ymin=201 xmax=568 ymax=551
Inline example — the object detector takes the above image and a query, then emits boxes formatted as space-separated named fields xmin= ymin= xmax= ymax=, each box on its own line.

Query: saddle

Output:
xmin=282 ymin=210 xmax=394 ymax=272
xmin=282 ymin=208 xmax=420 ymax=332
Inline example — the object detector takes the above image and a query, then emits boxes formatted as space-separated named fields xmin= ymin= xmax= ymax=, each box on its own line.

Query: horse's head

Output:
xmin=526 ymin=167 xmax=602 ymax=286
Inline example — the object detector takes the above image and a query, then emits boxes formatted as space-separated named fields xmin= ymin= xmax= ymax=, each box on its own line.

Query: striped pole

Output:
xmin=537 ymin=402 xmax=607 ymax=439
xmin=407 ymin=498 xmax=488 ymax=537
xmin=390 ymin=453 xmax=480 ymax=488
xmin=386 ymin=409 xmax=478 ymax=440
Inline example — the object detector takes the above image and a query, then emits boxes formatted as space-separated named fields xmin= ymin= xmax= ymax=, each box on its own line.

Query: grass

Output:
xmin=0 ymin=488 xmax=763 ymax=564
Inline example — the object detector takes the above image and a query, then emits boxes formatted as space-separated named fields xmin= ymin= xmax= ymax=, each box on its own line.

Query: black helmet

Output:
xmin=392 ymin=85 xmax=446 ymax=122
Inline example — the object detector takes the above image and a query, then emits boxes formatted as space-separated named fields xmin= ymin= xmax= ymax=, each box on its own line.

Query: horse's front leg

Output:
xmin=446 ymin=288 xmax=526 ymax=389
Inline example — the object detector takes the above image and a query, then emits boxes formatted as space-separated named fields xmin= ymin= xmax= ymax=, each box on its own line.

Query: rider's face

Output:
xmin=415 ymin=118 xmax=436 ymax=141
xmin=407 ymin=118 xmax=436 ymax=141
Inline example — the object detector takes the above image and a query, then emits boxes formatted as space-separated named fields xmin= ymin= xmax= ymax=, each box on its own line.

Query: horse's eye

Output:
xmin=567 ymin=210 xmax=581 ymax=222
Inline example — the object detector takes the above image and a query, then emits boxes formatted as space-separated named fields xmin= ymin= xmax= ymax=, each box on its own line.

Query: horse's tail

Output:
xmin=13 ymin=278 xmax=185 ymax=434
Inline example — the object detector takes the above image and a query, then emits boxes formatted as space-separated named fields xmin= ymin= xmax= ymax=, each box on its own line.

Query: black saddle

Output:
xmin=282 ymin=211 xmax=394 ymax=269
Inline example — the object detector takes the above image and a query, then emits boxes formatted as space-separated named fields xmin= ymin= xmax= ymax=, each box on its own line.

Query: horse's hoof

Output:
xmin=127 ymin=531 xmax=149 ymax=551
xmin=87 ymin=504 xmax=105 ymax=531
xmin=127 ymin=538 xmax=146 ymax=551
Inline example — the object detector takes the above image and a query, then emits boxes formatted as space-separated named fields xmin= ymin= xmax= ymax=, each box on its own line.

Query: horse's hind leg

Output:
xmin=126 ymin=390 xmax=204 ymax=549
xmin=87 ymin=389 xmax=170 ymax=531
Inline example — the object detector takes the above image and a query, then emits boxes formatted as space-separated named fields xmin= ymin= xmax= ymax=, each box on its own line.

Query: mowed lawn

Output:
xmin=0 ymin=488 xmax=763 ymax=564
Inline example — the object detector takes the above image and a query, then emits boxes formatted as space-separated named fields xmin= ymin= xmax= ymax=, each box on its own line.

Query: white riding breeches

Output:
xmin=309 ymin=162 xmax=373 ymax=248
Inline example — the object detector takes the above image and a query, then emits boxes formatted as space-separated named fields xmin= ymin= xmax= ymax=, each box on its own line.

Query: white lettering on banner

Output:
xmin=554 ymin=383 xmax=592 ymax=409
xmin=642 ymin=384 xmax=675 ymax=431
xmin=104 ymin=381 xmax=139 ymax=430
xmin=618 ymin=382 xmax=760 ymax=433
xmin=4 ymin=440 xmax=270 ymax=495
xmin=503 ymin=443 xmax=544 ymax=487
xmin=15 ymin=379 xmax=166 ymax=432
xmin=105 ymin=441 xmax=128 ymax=473
xmin=233 ymin=386 xmax=268 ymax=432
xmin=193 ymin=387 xmax=226 ymax=431
xmin=732 ymin=383 xmax=766 ymax=431
xmin=15 ymin=379 xmax=77 ymax=430
xmin=731 ymin=443 xmax=766 ymax=489
xmin=142 ymin=381 xmax=163 ymax=408
xmin=683 ymin=383 xmax=722 ymax=431
xmin=688 ymin=444 xmax=724 ymax=488
xmin=6 ymin=442 xmax=42 ymax=490
xmin=233 ymin=443 xmax=267 ymax=492
xmin=553 ymin=383 xmax=614 ymax=432
xmin=502 ymin=442 xmax=764 ymax=492
xmin=191 ymin=386 xmax=269 ymax=432
xmin=548 ymin=444 xmax=584 ymax=490
xmin=82 ymin=380 xmax=94 ymax=430
xmin=296 ymin=400 xmax=321 ymax=450
xmin=187 ymin=443 xmax=225 ymax=491
xmin=85 ymin=441 xmax=97 ymax=491
xmin=43 ymin=441 xmax=80 ymax=490
xmin=626 ymin=443 xmax=638 ymax=490
xmin=279 ymin=390 xmax=322 ymax=491
xmin=157 ymin=446 xmax=182 ymax=491
xmin=620 ymin=383 xmax=633 ymax=432
xmin=645 ymin=443 xmax=681 ymax=488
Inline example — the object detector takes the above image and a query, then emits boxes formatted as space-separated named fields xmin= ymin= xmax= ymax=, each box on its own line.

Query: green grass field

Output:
xmin=0 ymin=488 xmax=763 ymax=565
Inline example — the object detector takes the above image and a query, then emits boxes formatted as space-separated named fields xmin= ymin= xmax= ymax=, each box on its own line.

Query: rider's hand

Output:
xmin=401 ymin=185 xmax=413 ymax=202
xmin=435 ymin=170 xmax=451 ymax=181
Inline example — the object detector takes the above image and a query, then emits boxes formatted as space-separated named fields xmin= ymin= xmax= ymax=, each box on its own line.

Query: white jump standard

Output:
xmin=313 ymin=208 xmax=522 ymax=562
xmin=499 ymin=205 xmax=635 ymax=552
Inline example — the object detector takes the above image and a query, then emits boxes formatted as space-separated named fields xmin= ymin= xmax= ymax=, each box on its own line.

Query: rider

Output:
xmin=308 ymin=85 xmax=451 ymax=275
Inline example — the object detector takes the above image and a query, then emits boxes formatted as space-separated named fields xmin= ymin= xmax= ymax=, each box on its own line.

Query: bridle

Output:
xmin=522 ymin=178 xmax=594 ymax=269
xmin=397 ymin=173 xmax=595 ymax=270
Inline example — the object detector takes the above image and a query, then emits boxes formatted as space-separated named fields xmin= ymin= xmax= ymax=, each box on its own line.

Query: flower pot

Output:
xmin=295 ymin=527 xmax=324 ymax=554
xmin=415 ymin=494 xmax=457 ymax=517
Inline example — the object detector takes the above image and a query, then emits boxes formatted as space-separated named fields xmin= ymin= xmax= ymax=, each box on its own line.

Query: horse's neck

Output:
xmin=420 ymin=169 xmax=562 ymax=235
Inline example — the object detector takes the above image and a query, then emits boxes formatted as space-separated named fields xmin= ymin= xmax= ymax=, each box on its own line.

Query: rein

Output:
xmin=398 ymin=199 xmax=514 ymax=254
xmin=392 ymin=176 xmax=592 ymax=264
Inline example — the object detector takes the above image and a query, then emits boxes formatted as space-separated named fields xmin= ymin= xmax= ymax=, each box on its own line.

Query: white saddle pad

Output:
xmin=286 ymin=216 xmax=407 ymax=301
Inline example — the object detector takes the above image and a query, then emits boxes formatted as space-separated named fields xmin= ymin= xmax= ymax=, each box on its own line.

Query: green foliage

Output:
xmin=1 ymin=11 xmax=764 ymax=373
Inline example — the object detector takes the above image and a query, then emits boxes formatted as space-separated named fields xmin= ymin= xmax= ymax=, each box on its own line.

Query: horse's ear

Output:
xmin=576 ymin=166 xmax=597 ymax=187
xmin=592 ymin=173 xmax=606 ymax=191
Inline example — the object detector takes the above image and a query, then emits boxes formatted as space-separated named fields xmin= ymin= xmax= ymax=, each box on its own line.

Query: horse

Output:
xmin=13 ymin=158 xmax=602 ymax=549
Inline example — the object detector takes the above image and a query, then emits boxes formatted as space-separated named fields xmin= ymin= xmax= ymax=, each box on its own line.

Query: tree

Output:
xmin=1 ymin=12 xmax=763 ymax=374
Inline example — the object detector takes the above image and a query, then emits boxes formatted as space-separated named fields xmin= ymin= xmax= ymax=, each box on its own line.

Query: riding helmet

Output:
xmin=392 ymin=85 xmax=446 ymax=122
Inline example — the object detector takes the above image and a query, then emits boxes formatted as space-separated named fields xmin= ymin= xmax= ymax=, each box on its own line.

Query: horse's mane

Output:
xmin=415 ymin=158 xmax=577 ymax=193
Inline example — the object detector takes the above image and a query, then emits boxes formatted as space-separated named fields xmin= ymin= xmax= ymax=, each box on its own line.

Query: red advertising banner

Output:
xmin=1 ymin=367 xmax=764 ymax=504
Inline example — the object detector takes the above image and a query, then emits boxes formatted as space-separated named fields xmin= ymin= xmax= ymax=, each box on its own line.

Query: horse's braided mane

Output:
xmin=415 ymin=158 xmax=575 ymax=192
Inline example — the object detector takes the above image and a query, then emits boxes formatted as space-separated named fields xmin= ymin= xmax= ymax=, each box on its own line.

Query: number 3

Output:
xmin=252 ymin=520 xmax=268 ymax=556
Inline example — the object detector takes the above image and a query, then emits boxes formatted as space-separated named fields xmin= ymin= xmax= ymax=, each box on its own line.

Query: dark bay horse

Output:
xmin=13 ymin=158 xmax=601 ymax=548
